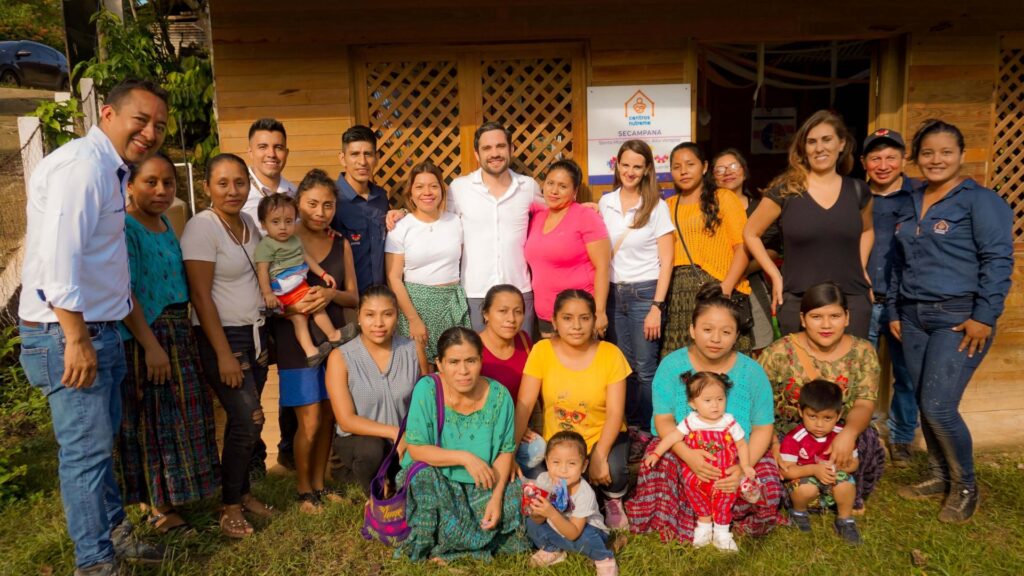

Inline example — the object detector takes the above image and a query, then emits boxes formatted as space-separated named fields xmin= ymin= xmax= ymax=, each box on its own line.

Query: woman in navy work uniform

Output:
xmin=887 ymin=120 xmax=1014 ymax=523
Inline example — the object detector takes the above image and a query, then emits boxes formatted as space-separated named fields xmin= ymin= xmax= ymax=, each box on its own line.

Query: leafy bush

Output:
xmin=73 ymin=10 xmax=218 ymax=164
xmin=0 ymin=326 xmax=49 ymax=507
xmin=0 ymin=0 xmax=66 ymax=51
xmin=29 ymin=99 xmax=82 ymax=152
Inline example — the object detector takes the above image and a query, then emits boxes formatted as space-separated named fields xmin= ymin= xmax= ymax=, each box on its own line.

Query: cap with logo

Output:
xmin=862 ymin=128 xmax=906 ymax=154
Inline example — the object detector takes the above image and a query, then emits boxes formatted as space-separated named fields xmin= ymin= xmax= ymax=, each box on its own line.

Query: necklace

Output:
xmin=214 ymin=209 xmax=248 ymax=246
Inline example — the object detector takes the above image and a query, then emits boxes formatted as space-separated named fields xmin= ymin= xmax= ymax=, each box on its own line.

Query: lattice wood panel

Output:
xmin=363 ymin=60 xmax=461 ymax=193
xmin=481 ymin=58 xmax=574 ymax=179
xmin=993 ymin=48 xmax=1024 ymax=241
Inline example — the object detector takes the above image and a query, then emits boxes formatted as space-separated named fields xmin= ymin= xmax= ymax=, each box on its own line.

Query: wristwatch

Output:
xmin=651 ymin=300 xmax=667 ymax=312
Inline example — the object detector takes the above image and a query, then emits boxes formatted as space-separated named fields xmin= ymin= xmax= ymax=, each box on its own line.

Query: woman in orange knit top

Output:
xmin=663 ymin=142 xmax=752 ymax=356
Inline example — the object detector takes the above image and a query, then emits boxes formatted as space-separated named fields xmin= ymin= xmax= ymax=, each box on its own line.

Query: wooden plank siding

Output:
xmin=903 ymin=34 xmax=999 ymax=184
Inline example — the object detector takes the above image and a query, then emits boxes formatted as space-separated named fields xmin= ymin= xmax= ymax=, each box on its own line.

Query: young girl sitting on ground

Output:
xmin=644 ymin=371 xmax=756 ymax=551
xmin=525 ymin=431 xmax=619 ymax=576
xmin=779 ymin=379 xmax=861 ymax=545
xmin=255 ymin=193 xmax=342 ymax=366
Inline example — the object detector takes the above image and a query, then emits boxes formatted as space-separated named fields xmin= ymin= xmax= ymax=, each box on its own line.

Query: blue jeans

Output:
xmin=19 ymin=321 xmax=127 ymax=569
xmin=898 ymin=297 xmax=990 ymax=487
xmin=526 ymin=520 xmax=613 ymax=561
xmin=607 ymin=280 xmax=660 ymax=431
xmin=868 ymin=303 xmax=918 ymax=444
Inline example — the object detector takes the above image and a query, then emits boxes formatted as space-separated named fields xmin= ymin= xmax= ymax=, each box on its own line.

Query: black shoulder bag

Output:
xmin=672 ymin=198 xmax=754 ymax=336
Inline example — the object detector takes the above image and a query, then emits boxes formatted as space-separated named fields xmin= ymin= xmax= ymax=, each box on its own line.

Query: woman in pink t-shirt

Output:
xmin=524 ymin=160 xmax=611 ymax=337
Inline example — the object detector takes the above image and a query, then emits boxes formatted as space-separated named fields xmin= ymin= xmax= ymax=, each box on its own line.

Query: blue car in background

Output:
xmin=0 ymin=40 xmax=70 ymax=90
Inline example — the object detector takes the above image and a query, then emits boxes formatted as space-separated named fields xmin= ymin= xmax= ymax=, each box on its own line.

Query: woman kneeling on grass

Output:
xmin=397 ymin=327 xmax=529 ymax=563
xmin=627 ymin=284 xmax=782 ymax=543
xmin=758 ymin=282 xmax=885 ymax=513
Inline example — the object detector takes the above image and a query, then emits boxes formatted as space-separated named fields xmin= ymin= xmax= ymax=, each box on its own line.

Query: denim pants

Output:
xmin=607 ymin=280 xmax=660 ymax=431
xmin=868 ymin=303 xmax=918 ymax=444
xmin=19 ymin=321 xmax=127 ymax=569
xmin=526 ymin=520 xmax=613 ymax=561
xmin=195 ymin=325 xmax=268 ymax=504
xmin=898 ymin=297 xmax=990 ymax=487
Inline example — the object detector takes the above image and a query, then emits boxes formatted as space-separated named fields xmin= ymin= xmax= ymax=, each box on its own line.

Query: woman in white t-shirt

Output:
xmin=598 ymin=140 xmax=675 ymax=434
xmin=181 ymin=153 xmax=275 ymax=538
xmin=385 ymin=161 xmax=470 ymax=362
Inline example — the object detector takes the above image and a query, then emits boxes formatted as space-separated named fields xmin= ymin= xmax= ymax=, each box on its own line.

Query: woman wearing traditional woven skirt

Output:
xmin=663 ymin=143 xmax=752 ymax=357
xmin=385 ymin=161 xmax=470 ymax=362
xmin=118 ymin=154 xmax=219 ymax=533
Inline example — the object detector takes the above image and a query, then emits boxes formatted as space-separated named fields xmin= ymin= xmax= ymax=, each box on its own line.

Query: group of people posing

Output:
xmin=18 ymin=79 xmax=1014 ymax=576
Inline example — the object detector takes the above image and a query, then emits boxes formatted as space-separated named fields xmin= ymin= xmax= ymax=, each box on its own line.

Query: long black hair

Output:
xmin=670 ymin=142 xmax=721 ymax=235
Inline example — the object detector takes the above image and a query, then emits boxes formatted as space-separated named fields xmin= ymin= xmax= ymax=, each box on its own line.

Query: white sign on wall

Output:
xmin=586 ymin=84 xmax=691 ymax=186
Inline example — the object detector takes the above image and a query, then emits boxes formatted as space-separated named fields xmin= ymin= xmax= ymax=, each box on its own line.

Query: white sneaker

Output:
xmin=693 ymin=523 xmax=713 ymax=548
xmin=529 ymin=549 xmax=566 ymax=568
xmin=712 ymin=529 xmax=739 ymax=552
xmin=594 ymin=558 xmax=619 ymax=576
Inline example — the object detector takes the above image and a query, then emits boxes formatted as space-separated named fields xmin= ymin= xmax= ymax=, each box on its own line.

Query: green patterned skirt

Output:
xmin=396 ymin=466 xmax=529 ymax=562
xmin=399 ymin=282 xmax=472 ymax=362
xmin=662 ymin=265 xmax=752 ymax=358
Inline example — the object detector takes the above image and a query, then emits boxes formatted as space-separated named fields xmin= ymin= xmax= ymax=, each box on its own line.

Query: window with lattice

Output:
xmin=993 ymin=48 xmax=1024 ymax=241
xmin=481 ymin=58 xmax=575 ymax=179
xmin=364 ymin=60 xmax=461 ymax=197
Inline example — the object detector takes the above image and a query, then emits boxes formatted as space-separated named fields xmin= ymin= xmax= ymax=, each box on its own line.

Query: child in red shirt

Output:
xmin=779 ymin=379 xmax=861 ymax=545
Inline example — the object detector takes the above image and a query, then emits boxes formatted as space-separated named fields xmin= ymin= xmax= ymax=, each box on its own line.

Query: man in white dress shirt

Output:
xmin=390 ymin=121 xmax=541 ymax=334
xmin=19 ymin=79 xmax=169 ymax=576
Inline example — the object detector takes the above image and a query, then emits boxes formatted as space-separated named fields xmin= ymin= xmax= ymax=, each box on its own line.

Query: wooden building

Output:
xmin=207 ymin=1 xmax=1024 ymax=449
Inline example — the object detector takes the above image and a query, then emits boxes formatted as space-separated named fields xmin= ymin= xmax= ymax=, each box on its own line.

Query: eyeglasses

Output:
xmin=713 ymin=162 xmax=742 ymax=176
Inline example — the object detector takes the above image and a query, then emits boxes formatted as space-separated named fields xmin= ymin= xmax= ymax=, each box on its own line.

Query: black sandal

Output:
xmin=314 ymin=487 xmax=346 ymax=504
xmin=296 ymin=492 xmax=322 ymax=514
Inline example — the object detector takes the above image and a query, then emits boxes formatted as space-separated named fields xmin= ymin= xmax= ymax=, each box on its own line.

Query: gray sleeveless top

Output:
xmin=336 ymin=334 xmax=420 ymax=437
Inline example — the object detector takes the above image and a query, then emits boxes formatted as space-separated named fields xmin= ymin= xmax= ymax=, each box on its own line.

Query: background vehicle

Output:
xmin=0 ymin=41 xmax=70 ymax=90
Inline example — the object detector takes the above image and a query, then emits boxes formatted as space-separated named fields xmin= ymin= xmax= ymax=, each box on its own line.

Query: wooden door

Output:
xmin=352 ymin=43 xmax=587 ymax=194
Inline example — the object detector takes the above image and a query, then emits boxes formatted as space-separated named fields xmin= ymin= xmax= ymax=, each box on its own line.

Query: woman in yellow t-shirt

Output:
xmin=664 ymin=143 xmax=752 ymax=357
xmin=515 ymin=289 xmax=632 ymax=529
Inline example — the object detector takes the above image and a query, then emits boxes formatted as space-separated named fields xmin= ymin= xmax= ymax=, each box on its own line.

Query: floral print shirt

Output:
xmin=758 ymin=334 xmax=880 ymax=436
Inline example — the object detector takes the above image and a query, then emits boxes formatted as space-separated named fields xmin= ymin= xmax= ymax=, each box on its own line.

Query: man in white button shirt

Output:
xmin=242 ymin=118 xmax=296 ymax=233
xmin=392 ymin=122 xmax=541 ymax=334
xmin=19 ymin=79 xmax=169 ymax=576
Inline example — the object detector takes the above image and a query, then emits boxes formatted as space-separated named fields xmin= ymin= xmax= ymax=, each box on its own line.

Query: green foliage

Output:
xmin=0 ymin=0 xmax=66 ymax=51
xmin=73 ymin=10 xmax=219 ymax=164
xmin=29 ymin=98 xmax=82 ymax=152
xmin=0 ymin=326 xmax=50 ymax=508
xmin=164 ymin=55 xmax=219 ymax=162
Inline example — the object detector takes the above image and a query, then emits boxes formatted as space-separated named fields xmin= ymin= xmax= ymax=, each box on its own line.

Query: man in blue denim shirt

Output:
xmin=19 ymin=80 xmax=168 ymax=576
xmin=861 ymin=128 xmax=918 ymax=467
xmin=333 ymin=125 xmax=389 ymax=292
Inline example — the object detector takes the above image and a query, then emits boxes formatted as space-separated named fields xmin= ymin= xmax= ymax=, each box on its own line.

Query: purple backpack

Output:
xmin=360 ymin=373 xmax=445 ymax=546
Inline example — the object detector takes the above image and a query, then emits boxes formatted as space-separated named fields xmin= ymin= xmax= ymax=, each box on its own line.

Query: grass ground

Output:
xmin=1 ymin=434 xmax=1022 ymax=576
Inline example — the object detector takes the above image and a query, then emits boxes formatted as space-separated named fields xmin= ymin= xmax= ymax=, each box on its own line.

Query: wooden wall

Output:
xmin=903 ymin=34 xmax=999 ymax=184
xmin=208 ymin=2 xmax=699 ymax=185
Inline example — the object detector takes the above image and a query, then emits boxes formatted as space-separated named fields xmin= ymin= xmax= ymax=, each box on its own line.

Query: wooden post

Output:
xmin=79 ymin=77 xmax=100 ymax=132
xmin=18 ymin=117 xmax=43 ymax=192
